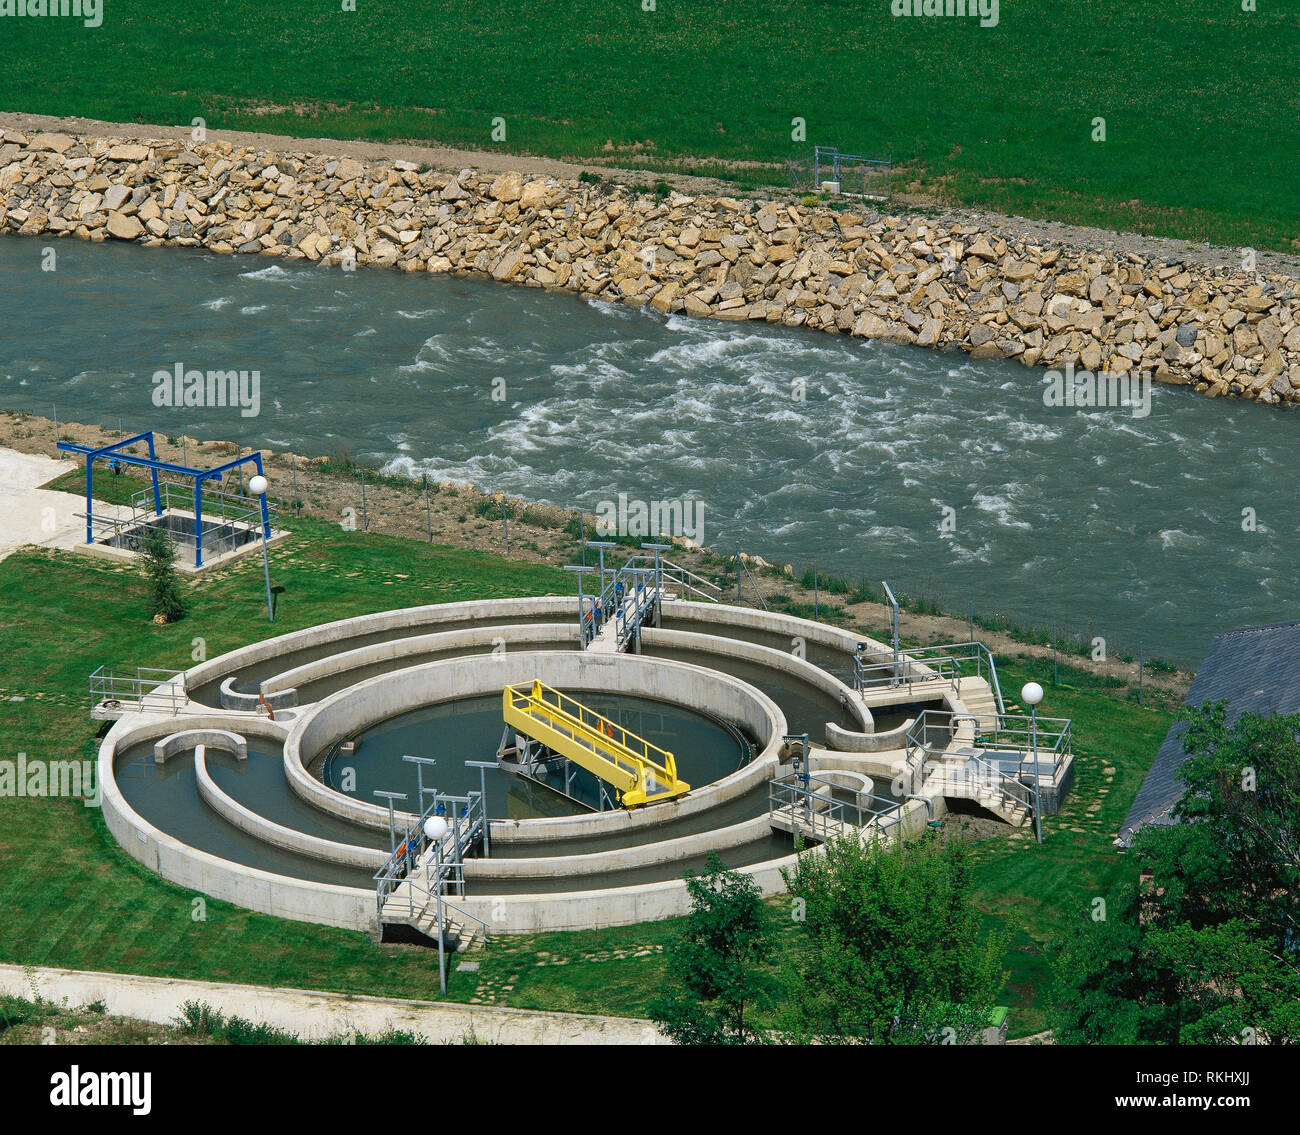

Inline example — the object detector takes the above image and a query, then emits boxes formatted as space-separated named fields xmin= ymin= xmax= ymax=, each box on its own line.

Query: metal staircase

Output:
xmin=502 ymin=679 xmax=690 ymax=808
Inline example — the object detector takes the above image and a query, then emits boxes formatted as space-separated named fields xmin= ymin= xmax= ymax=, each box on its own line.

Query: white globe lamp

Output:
xmin=248 ymin=474 xmax=268 ymax=497
xmin=424 ymin=815 xmax=450 ymax=842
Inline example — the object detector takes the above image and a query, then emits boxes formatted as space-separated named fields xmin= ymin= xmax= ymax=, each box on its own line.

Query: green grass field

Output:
xmin=3 ymin=1 xmax=1296 ymax=251
xmin=0 ymin=481 xmax=1171 ymax=1034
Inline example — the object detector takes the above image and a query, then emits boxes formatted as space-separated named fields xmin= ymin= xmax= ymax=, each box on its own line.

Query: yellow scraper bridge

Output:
xmin=502 ymin=679 xmax=690 ymax=808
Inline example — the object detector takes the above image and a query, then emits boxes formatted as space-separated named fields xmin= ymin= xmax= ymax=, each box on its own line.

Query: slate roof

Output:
xmin=1117 ymin=619 xmax=1300 ymax=846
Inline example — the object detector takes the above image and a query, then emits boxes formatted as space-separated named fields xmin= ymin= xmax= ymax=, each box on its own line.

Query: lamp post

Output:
xmin=248 ymin=474 xmax=273 ymax=621
xmin=423 ymin=812 xmax=451 ymax=994
xmin=1021 ymin=681 xmax=1044 ymax=845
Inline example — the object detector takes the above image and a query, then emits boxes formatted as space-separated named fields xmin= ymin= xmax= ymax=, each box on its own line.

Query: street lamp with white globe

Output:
xmin=248 ymin=474 xmax=273 ymax=621
xmin=1021 ymin=681 xmax=1044 ymax=844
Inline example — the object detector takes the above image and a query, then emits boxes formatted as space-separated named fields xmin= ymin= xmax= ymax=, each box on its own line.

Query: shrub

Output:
xmin=138 ymin=523 xmax=187 ymax=623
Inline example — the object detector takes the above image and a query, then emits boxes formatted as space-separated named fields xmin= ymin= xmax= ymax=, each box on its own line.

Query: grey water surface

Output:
xmin=3 ymin=234 xmax=1296 ymax=665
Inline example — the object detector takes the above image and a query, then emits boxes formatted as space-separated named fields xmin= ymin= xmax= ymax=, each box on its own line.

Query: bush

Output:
xmin=138 ymin=523 xmax=187 ymax=623
xmin=173 ymin=999 xmax=222 ymax=1036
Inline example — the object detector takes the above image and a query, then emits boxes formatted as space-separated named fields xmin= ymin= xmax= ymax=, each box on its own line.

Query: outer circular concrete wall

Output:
xmin=98 ymin=714 xmax=376 ymax=933
xmin=96 ymin=596 xmax=962 ymax=935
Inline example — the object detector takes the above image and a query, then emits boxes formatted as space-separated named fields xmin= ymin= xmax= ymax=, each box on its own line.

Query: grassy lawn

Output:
xmin=960 ymin=657 xmax=1173 ymax=1033
xmin=3 ymin=1 xmax=1296 ymax=251
xmin=0 ymin=486 xmax=1169 ymax=1034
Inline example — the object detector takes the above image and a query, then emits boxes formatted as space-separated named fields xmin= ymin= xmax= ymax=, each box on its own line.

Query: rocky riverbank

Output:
xmin=3 ymin=128 xmax=1298 ymax=404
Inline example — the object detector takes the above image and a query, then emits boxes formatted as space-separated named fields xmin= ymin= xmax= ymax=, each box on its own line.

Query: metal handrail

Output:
xmin=504 ymin=679 xmax=682 ymax=791
xmin=89 ymin=665 xmax=187 ymax=713
xmin=769 ymin=771 xmax=906 ymax=843
xmin=854 ymin=653 xmax=960 ymax=694
xmin=903 ymin=709 xmax=1072 ymax=817
xmin=900 ymin=641 xmax=1006 ymax=715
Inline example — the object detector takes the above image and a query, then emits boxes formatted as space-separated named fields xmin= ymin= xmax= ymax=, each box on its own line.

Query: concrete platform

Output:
xmin=0 ymin=446 xmax=130 ymax=562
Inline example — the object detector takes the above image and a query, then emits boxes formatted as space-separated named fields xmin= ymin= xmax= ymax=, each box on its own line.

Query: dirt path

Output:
xmin=3 ymin=108 xmax=1295 ymax=279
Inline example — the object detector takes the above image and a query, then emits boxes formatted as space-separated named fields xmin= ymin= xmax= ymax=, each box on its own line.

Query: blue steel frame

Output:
xmin=57 ymin=430 xmax=271 ymax=568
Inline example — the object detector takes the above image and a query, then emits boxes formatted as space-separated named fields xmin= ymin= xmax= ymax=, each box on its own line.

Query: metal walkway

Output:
xmin=570 ymin=542 xmax=721 ymax=652
xmin=502 ymin=679 xmax=690 ymax=808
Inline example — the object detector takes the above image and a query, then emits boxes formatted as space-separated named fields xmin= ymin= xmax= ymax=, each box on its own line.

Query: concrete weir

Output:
xmin=97 ymin=594 xmax=1026 ymax=937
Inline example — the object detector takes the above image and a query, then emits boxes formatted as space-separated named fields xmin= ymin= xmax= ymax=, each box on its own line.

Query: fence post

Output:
xmin=360 ymin=467 xmax=368 ymax=531
xmin=424 ymin=474 xmax=432 ymax=541
xmin=1138 ymin=639 xmax=1143 ymax=705
xmin=291 ymin=455 xmax=298 ymax=517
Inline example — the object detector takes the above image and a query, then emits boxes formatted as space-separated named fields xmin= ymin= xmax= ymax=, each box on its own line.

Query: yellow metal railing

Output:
xmin=502 ymin=679 xmax=689 ymax=808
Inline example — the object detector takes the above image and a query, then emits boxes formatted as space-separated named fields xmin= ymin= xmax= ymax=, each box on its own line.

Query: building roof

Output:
xmin=1117 ymin=619 xmax=1300 ymax=846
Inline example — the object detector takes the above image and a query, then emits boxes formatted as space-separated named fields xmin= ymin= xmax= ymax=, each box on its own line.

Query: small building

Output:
xmin=1116 ymin=619 xmax=1300 ymax=847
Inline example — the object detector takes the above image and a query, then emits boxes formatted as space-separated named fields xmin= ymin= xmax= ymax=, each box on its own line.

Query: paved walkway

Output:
xmin=0 ymin=447 xmax=119 ymax=563
xmin=0 ymin=964 xmax=666 ymax=1044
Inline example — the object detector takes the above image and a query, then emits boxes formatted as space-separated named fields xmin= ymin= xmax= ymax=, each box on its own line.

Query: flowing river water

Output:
xmin=2 ymin=235 xmax=1296 ymax=666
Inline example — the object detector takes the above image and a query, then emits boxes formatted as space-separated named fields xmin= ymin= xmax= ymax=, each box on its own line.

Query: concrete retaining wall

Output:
xmin=193 ymin=747 xmax=385 ymax=871
xmin=186 ymin=595 xmax=577 ymax=704
xmin=98 ymin=714 xmax=375 ymax=932
xmin=261 ymin=622 xmax=577 ymax=698
xmin=154 ymin=727 xmax=248 ymax=765
xmin=465 ymin=816 xmax=772 ymax=880
xmin=284 ymin=648 xmax=786 ymax=836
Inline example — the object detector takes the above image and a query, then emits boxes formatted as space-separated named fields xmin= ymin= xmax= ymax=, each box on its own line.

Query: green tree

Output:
xmin=647 ymin=853 xmax=776 ymax=1044
xmin=1053 ymin=703 xmax=1300 ymax=1044
xmin=780 ymin=832 xmax=1007 ymax=1044
xmin=138 ymin=523 xmax=187 ymax=623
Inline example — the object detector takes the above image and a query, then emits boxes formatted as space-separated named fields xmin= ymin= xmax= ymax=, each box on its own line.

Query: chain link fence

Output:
xmin=789 ymin=146 xmax=892 ymax=200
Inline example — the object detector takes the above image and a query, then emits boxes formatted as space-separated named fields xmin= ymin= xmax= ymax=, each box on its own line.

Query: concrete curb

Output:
xmin=0 ymin=964 xmax=666 ymax=1045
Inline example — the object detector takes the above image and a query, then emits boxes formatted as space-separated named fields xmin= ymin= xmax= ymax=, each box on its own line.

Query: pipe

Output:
xmin=906 ymin=793 xmax=935 ymax=822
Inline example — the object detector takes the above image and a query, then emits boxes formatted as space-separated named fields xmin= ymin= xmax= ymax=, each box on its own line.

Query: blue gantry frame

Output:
xmin=57 ymin=430 xmax=271 ymax=568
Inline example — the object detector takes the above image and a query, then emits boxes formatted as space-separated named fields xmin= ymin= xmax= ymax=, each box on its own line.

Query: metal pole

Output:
xmin=1138 ymin=638 xmax=1143 ymax=705
xmin=882 ymin=581 xmax=900 ymax=684
xmin=1052 ymin=619 xmax=1058 ymax=686
xmin=52 ymin=402 xmax=57 ymax=452
xmin=260 ymin=522 xmax=274 ymax=620
xmin=291 ymin=455 xmax=298 ymax=517
xmin=814 ymin=562 xmax=819 ymax=621
xmin=466 ymin=761 xmax=494 ymax=858
xmin=504 ymin=510 xmax=509 ymax=555
xmin=424 ymin=475 xmax=432 ymax=541
xmin=1031 ymin=704 xmax=1042 ymax=845
xmin=360 ymin=468 xmax=368 ymax=530
xmin=436 ymin=876 xmax=446 ymax=994
xmin=736 ymin=546 xmax=742 ymax=604
xmin=403 ymin=754 xmax=437 ymax=811
xmin=373 ymin=791 xmax=407 ymax=856
xmin=969 ymin=601 xmax=974 ymax=644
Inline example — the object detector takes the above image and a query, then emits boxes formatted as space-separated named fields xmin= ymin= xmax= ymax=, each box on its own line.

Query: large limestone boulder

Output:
xmin=105 ymin=212 xmax=144 ymax=240
xmin=489 ymin=171 xmax=523 ymax=203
